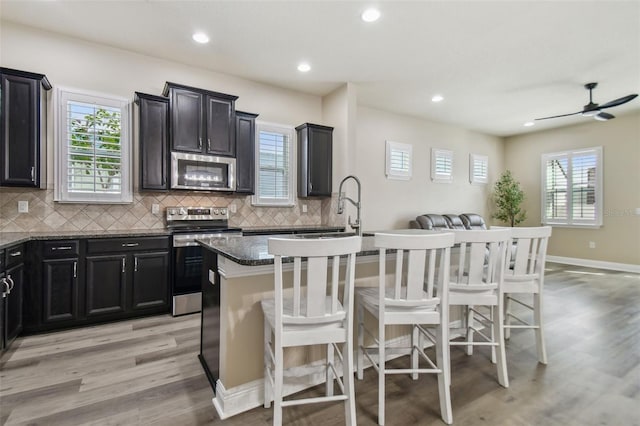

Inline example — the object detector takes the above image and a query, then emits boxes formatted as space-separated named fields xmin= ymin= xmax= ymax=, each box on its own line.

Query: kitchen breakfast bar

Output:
xmin=198 ymin=232 xmax=422 ymax=419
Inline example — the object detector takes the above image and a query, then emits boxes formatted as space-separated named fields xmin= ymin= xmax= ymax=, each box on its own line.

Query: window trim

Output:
xmin=541 ymin=146 xmax=603 ymax=228
xmin=385 ymin=140 xmax=412 ymax=180
xmin=431 ymin=148 xmax=454 ymax=183
xmin=54 ymin=86 xmax=132 ymax=204
xmin=469 ymin=154 xmax=488 ymax=184
xmin=251 ymin=121 xmax=296 ymax=207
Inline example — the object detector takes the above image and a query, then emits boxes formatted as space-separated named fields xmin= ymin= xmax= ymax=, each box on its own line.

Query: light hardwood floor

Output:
xmin=1 ymin=263 xmax=638 ymax=425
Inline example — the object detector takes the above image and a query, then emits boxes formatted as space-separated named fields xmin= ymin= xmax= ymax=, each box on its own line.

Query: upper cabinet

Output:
xmin=296 ymin=123 xmax=333 ymax=198
xmin=135 ymin=92 xmax=169 ymax=191
xmin=163 ymin=82 xmax=238 ymax=157
xmin=0 ymin=68 xmax=51 ymax=188
xmin=235 ymin=111 xmax=258 ymax=194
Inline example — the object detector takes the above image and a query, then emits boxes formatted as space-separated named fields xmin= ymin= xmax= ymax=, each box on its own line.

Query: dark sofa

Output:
xmin=409 ymin=213 xmax=487 ymax=231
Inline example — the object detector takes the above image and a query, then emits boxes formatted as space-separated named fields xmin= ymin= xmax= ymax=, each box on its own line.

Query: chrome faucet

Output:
xmin=337 ymin=175 xmax=362 ymax=236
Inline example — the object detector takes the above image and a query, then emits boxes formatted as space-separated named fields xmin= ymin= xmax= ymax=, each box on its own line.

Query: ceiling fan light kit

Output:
xmin=535 ymin=82 xmax=638 ymax=122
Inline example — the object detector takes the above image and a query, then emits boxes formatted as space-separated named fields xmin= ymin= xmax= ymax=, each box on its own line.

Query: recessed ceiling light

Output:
xmin=361 ymin=8 xmax=381 ymax=22
xmin=297 ymin=63 xmax=311 ymax=73
xmin=524 ymin=121 xmax=535 ymax=127
xmin=192 ymin=32 xmax=210 ymax=44
xmin=431 ymin=94 xmax=444 ymax=103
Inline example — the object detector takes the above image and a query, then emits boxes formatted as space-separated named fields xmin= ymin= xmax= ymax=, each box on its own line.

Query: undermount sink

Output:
xmin=294 ymin=232 xmax=357 ymax=239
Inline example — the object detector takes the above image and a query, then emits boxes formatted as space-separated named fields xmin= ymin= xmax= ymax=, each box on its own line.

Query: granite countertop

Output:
xmin=241 ymin=225 xmax=345 ymax=234
xmin=198 ymin=233 xmax=381 ymax=266
xmin=0 ymin=229 xmax=171 ymax=250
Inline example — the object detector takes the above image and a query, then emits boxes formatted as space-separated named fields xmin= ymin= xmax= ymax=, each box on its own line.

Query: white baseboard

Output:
xmin=547 ymin=256 xmax=640 ymax=274
xmin=212 ymin=320 xmax=463 ymax=420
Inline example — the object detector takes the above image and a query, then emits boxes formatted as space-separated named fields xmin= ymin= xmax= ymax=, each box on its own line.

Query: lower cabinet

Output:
xmin=26 ymin=236 xmax=170 ymax=334
xmin=5 ymin=259 xmax=24 ymax=347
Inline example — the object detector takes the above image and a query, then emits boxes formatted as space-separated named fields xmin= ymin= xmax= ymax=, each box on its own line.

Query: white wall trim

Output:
xmin=547 ymin=256 xmax=640 ymax=274
xmin=211 ymin=320 xmax=464 ymax=420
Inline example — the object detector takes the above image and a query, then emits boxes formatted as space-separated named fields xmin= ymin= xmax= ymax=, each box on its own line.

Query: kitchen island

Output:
xmin=198 ymin=232 xmax=441 ymax=419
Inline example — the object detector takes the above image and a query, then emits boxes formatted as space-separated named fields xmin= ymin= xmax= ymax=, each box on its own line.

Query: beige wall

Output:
xmin=355 ymin=106 xmax=504 ymax=230
xmin=504 ymin=112 xmax=640 ymax=265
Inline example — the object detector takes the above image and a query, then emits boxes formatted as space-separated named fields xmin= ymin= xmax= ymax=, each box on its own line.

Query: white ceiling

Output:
xmin=2 ymin=0 xmax=639 ymax=137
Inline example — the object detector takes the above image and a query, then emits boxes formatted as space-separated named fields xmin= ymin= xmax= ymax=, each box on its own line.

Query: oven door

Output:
xmin=171 ymin=152 xmax=236 ymax=191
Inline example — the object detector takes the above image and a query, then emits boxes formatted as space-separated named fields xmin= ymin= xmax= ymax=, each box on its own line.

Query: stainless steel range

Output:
xmin=167 ymin=206 xmax=242 ymax=316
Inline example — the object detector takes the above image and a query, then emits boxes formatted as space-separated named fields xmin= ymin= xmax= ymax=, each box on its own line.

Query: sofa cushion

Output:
xmin=460 ymin=213 xmax=487 ymax=230
xmin=443 ymin=214 xmax=466 ymax=230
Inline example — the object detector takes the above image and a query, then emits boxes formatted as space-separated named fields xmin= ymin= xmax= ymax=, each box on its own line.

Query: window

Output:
xmin=252 ymin=122 xmax=295 ymax=206
xmin=469 ymin=154 xmax=488 ymax=184
xmin=541 ymin=147 xmax=602 ymax=227
xmin=55 ymin=88 xmax=131 ymax=203
xmin=431 ymin=148 xmax=453 ymax=183
xmin=385 ymin=140 xmax=412 ymax=180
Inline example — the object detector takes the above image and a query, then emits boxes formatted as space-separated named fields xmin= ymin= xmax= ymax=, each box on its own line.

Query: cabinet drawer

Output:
xmin=43 ymin=240 xmax=80 ymax=258
xmin=87 ymin=236 xmax=170 ymax=254
xmin=5 ymin=244 xmax=25 ymax=268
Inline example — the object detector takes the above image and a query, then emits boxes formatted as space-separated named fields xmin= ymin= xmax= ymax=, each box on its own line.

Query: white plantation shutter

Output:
xmin=542 ymin=147 xmax=602 ymax=227
xmin=431 ymin=148 xmax=453 ymax=182
xmin=385 ymin=141 xmax=412 ymax=180
xmin=469 ymin=154 xmax=488 ymax=184
xmin=253 ymin=123 xmax=295 ymax=206
xmin=55 ymin=88 xmax=131 ymax=203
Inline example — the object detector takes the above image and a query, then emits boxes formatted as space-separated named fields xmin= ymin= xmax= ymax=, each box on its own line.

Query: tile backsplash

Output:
xmin=0 ymin=188 xmax=344 ymax=233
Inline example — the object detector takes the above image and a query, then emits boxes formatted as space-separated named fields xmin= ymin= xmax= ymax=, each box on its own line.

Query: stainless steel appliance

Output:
xmin=170 ymin=152 xmax=236 ymax=191
xmin=167 ymin=206 xmax=241 ymax=316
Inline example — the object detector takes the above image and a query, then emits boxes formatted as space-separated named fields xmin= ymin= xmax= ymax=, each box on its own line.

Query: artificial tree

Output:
xmin=493 ymin=170 xmax=526 ymax=226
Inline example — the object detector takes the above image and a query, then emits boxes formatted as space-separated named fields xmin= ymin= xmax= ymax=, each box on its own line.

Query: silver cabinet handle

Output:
xmin=199 ymin=138 xmax=203 ymax=149
xmin=31 ymin=166 xmax=35 ymax=182
xmin=309 ymin=182 xmax=313 ymax=191
xmin=122 ymin=258 xmax=126 ymax=273
xmin=207 ymin=138 xmax=211 ymax=151
xmin=122 ymin=243 xmax=139 ymax=247
xmin=134 ymin=257 xmax=138 ymax=272
xmin=10 ymin=251 xmax=21 ymax=257
xmin=52 ymin=246 xmax=72 ymax=251
xmin=1 ymin=278 xmax=8 ymax=298
xmin=6 ymin=275 xmax=14 ymax=292
xmin=73 ymin=261 xmax=77 ymax=278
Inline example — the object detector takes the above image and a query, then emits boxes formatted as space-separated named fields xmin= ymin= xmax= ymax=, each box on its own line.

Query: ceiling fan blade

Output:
xmin=534 ymin=111 xmax=581 ymax=121
xmin=594 ymin=112 xmax=615 ymax=121
xmin=599 ymin=93 xmax=638 ymax=109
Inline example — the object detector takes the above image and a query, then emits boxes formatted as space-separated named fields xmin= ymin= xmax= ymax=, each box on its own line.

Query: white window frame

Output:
xmin=541 ymin=146 xmax=603 ymax=228
xmin=54 ymin=87 xmax=132 ymax=204
xmin=469 ymin=154 xmax=489 ymax=184
xmin=252 ymin=121 xmax=296 ymax=207
xmin=431 ymin=148 xmax=453 ymax=183
xmin=385 ymin=140 xmax=412 ymax=180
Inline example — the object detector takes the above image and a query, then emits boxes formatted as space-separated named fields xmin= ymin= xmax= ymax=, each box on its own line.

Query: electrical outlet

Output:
xmin=18 ymin=200 xmax=29 ymax=213
xmin=151 ymin=203 xmax=160 ymax=214
xmin=588 ymin=241 xmax=596 ymax=249
xmin=635 ymin=208 xmax=640 ymax=216
xmin=229 ymin=204 xmax=237 ymax=214
xmin=209 ymin=269 xmax=216 ymax=284
xmin=302 ymin=204 xmax=308 ymax=213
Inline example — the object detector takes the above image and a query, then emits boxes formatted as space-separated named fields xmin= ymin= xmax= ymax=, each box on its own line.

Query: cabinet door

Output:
xmin=235 ymin=111 xmax=257 ymax=194
xmin=307 ymin=126 xmax=332 ymax=196
xmin=0 ymin=73 xmax=38 ymax=187
xmin=131 ymin=251 xmax=169 ymax=311
xmin=85 ymin=254 xmax=127 ymax=317
xmin=138 ymin=93 xmax=169 ymax=191
xmin=42 ymin=258 xmax=79 ymax=323
xmin=5 ymin=263 xmax=24 ymax=347
xmin=205 ymin=95 xmax=235 ymax=156
xmin=170 ymin=88 xmax=203 ymax=153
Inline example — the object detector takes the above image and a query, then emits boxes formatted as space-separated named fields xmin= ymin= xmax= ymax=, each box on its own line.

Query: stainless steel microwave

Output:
xmin=171 ymin=152 xmax=236 ymax=191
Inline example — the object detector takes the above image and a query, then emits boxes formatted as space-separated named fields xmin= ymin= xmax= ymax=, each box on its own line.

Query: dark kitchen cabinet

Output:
xmin=4 ymin=244 xmax=24 ymax=349
xmin=131 ymin=251 xmax=170 ymax=311
xmin=85 ymin=254 xmax=127 ymax=317
xmin=235 ymin=111 xmax=258 ymax=194
xmin=163 ymin=82 xmax=238 ymax=157
xmin=296 ymin=123 xmax=333 ymax=198
xmin=0 ymin=68 xmax=51 ymax=188
xmin=43 ymin=258 xmax=79 ymax=323
xmin=136 ymin=92 xmax=169 ymax=191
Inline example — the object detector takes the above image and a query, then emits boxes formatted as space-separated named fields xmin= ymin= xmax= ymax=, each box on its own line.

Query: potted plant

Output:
xmin=493 ymin=170 xmax=526 ymax=226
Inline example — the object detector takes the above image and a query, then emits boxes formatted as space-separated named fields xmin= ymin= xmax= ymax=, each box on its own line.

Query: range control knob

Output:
xmin=168 ymin=208 xmax=177 ymax=216
xmin=220 ymin=208 xmax=227 ymax=216
xmin=179 ymin=208 xmax=186 ymax=215
xmin=213 ymin=208 xmax=220 ymax=215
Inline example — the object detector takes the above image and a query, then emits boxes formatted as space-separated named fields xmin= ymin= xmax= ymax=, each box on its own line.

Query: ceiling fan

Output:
xmin=535 ymin=82 xmax=638 ymax=122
